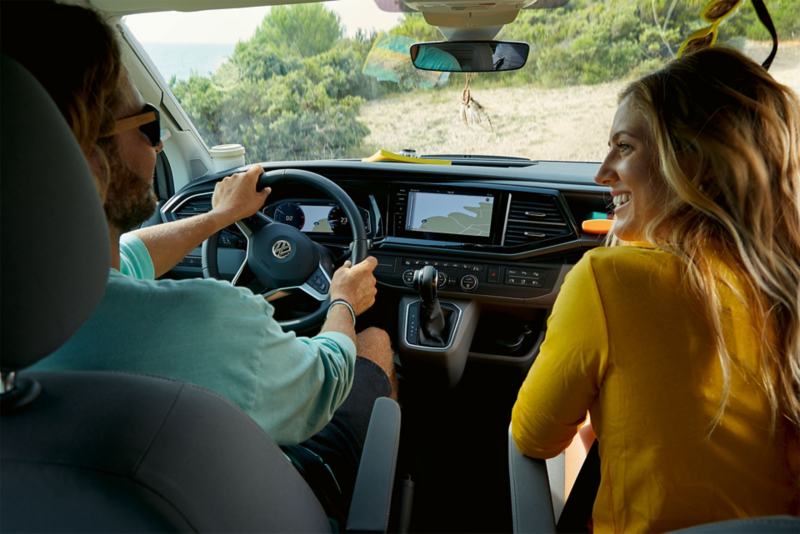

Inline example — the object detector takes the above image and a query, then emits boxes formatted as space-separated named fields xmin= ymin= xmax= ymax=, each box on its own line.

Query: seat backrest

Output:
xmin=0 ymin=54 xmax=331 ymax=532
xmin=2 ymin=371 xmax=332 ymax=532
xmin=473 ymin=43 xmax=495 ymax=70
xmin=0 ymin=54 xmax=109 ymax=371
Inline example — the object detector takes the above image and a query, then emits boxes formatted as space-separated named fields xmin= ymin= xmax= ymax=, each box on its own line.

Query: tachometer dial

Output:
xmin=274 ymin=202 xmax=305 ymax=230
xmin=327 ymin=206 xmax=351 ymax=236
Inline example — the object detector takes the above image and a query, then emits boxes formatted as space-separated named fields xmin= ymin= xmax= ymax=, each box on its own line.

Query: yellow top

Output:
xmin=511 ymin=243 xmax=799 ymax=532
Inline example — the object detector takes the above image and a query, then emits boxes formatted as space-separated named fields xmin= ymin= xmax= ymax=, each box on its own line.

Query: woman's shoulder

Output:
xmin=581 ymin=242 xmax=673 ymax=262
xmin=575 ymin=243 xmax=683 ymax=287
xmin=584 ymin=242 xmax=675 ymax=260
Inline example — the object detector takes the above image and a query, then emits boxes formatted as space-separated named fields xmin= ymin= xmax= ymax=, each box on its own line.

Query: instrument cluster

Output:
xmin=261 ymin=201 xmax=372 ymax=237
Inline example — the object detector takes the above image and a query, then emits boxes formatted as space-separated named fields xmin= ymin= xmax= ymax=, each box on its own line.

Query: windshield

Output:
xmin=124 ymin=0 xmax=799 ymax=163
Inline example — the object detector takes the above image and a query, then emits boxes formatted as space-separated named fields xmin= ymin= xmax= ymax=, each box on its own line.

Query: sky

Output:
xmin=124 ymin=0 xmax=404 ymax=43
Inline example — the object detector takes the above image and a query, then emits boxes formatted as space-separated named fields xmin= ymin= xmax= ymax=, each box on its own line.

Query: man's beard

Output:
xmin=104 ymin=146 xmax=157 ymax=234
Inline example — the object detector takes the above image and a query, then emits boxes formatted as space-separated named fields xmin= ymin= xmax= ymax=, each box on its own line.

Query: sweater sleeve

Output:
xmin=118 ymin=233 xmax=155 ymax=280
xmin=511 ymin=253 xmax=609 ymax=458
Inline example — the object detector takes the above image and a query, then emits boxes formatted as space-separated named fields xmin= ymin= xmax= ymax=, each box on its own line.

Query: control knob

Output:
xmin=460 ymin=274 xmax=478 ymax=292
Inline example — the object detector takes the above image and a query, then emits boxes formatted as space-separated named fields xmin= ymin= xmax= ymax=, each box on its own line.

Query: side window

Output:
xmin=139 ymin=152 xmax=174 ymax=230
xmin=153 ymin=152 xmax=174 ymax=201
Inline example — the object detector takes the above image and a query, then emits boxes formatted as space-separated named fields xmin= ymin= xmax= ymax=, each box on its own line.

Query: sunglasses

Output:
xmin=678 ymin=0 xmax=777 ymax=70
xmin=104 ymin=103 xmax=161 ymax=147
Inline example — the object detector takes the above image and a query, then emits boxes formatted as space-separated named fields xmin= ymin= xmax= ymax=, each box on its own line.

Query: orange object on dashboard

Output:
xmin=582 ymin=219 xmax=614 ymax=234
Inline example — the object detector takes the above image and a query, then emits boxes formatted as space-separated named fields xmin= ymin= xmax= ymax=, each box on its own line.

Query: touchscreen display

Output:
xmin=406 ymin=192 xmax=494 ymax=237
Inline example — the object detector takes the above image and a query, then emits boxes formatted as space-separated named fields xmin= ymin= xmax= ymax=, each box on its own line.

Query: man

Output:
xmin=4 ymin=1 xmax=396 ymax=522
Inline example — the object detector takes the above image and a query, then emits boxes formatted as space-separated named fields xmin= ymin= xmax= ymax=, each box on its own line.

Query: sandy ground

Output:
xmin=359 ymin=41 xmax=800 ymax=162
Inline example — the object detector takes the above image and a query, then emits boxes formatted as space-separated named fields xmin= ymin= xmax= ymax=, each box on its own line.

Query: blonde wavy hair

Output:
xmin=615 ymin=46 xmax=800 ymax=434
xmin=4 ymin=2 xmax=123 ymax=202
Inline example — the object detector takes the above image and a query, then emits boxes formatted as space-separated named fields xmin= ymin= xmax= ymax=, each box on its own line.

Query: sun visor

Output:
xmin=401 ymin=0 xmax=536 ymax=40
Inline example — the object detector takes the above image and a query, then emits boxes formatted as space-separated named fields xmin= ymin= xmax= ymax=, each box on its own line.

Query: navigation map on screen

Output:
xmin=300 ymin=205 xmax=333 ymax=233
xmin=406 ymin=192 xmax=494 ymax=237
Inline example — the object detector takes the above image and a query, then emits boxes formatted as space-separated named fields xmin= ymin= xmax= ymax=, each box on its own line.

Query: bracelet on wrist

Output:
xmin=327 ymin=298 xmax=356 ymax=327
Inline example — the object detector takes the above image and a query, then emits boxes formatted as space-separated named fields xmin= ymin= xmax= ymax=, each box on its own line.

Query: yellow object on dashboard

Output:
xmin=362 ymin=149 xmax=452 ymax=165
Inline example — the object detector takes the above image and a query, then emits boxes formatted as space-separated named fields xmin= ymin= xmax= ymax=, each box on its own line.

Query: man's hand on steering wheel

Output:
xmin=330 ymin=257 xmax=379 ymax=315
xmin=202 ymin=168 xmax=371 ymax=333
xmin=211 ymin=165 xmax=271 ymax=226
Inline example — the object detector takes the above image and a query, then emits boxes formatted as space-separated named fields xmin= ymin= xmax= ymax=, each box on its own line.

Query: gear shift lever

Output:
xmin=413 ymin=265 xmax=447 ymax=346
xmin=413 ymin=265 xmax=439 ymax=305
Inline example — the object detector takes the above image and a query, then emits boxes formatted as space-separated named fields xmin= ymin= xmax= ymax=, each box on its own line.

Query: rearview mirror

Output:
xmin=410 ymin=41 xmax=529 ymax=72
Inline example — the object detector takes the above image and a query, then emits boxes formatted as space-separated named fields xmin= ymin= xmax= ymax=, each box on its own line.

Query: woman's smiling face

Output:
xmin=594 ymin=95 xmax=670 ymax=243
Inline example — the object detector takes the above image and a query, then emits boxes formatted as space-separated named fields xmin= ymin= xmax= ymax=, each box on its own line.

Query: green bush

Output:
xmin=171 ymin=4 xmax=381 ymax=162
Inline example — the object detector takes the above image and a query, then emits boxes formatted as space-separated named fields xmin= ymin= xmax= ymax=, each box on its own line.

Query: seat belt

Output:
xmin=556 ymin=440 xmax=601 ymax=533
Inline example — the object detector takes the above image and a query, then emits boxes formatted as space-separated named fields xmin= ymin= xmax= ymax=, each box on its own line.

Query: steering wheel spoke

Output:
xmin=299 ymin=264 xmax=332 ymax=302
xmin=260 ymin=263 xmax=331 ymax=303
xmin=231 ymin=258 xmax=256 ymax=288
xmin=235 ymin=211 xmax=273 ymax=238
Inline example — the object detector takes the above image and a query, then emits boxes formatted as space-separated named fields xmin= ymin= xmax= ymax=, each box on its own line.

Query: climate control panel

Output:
xmin=371 ymin=254 xmax=556 ymax=299
xmin=401 ymin=268 xmax=478 ymax=293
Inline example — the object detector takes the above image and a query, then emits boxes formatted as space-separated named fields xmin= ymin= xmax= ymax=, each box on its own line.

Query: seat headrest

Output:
xmin=0 ymin=54 xmax=110 ymax=372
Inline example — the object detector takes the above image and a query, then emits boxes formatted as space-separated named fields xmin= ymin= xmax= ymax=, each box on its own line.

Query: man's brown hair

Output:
xmin=2 ymin=1 xmax=123 ymax=201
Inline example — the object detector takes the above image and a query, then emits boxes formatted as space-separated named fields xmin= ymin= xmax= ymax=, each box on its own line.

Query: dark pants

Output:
xmin=282 ymin=356 xmax=393 ymax=524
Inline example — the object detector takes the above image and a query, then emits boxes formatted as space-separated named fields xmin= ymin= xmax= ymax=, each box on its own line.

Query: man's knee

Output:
xmin=356 ymin=327 xmax=394 ymax=371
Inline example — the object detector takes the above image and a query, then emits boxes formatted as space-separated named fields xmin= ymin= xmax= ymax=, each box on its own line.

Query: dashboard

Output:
xmin=160 ymin=159 xmax=610 ymax=306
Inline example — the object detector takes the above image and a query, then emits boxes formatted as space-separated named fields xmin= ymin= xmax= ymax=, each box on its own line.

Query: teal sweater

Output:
xmin=33 ymin=234 xmax=356 ymax=445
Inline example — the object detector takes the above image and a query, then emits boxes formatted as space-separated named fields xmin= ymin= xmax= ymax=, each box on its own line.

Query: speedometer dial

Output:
xmin=274 ymin=202 xmax=305 ymax=230
xmin=327 ymin=206 xmax=351 ymax=236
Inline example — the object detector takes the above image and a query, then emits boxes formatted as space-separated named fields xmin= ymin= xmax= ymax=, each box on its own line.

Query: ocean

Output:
xmin=140 ymin=43 xmax=236 ymax=82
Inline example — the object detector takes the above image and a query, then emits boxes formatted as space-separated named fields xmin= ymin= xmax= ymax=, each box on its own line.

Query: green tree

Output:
xmin=170 ymin=5 xmax=376 ymax=162
xmin=237 ymin=3 xmax=344 ymax=60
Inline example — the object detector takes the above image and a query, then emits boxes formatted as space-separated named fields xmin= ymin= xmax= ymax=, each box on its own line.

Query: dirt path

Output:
xmin=359 ymin=41 xmax=800 ymax=162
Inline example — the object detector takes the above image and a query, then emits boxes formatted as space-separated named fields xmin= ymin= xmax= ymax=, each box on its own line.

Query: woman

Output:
xmin=511 ymin=46 xmax=800 ymax=532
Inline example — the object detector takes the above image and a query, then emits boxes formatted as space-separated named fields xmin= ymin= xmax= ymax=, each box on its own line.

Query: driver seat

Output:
xmin=0 ymin=53 xmax=399 ymax=532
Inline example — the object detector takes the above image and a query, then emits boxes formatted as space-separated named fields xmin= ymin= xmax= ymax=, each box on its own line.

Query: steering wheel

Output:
xmin=202 ymin=169 xmax=368 ymax=333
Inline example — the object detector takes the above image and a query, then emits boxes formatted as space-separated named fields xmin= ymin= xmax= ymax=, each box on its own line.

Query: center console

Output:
xmin=365 ymin=181 xmax=575 ymax=302
xmin=398 ymin=266 xmax=481 ymax=386
xmin=372 ymin=183 xmax=578 ymax=385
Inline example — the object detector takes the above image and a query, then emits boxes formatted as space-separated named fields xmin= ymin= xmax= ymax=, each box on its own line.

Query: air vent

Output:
xmin=172 ymin=194 xmax=212 ymax=220
xmin=503 ymin=194 xmax=573 ymax=247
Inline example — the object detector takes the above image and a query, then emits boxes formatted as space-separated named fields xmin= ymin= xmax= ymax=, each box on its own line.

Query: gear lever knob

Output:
xmin=413 ymin=265 xmax=438 ymax=305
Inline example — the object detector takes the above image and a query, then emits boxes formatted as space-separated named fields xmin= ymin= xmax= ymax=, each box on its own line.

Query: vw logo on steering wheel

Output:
xmin=271 ymin=240 xmax=292 ymax=259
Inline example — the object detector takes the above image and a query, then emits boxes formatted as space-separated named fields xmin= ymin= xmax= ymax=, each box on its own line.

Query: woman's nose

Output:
xmin=594 ymin=153 xmax=616 ymax=186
